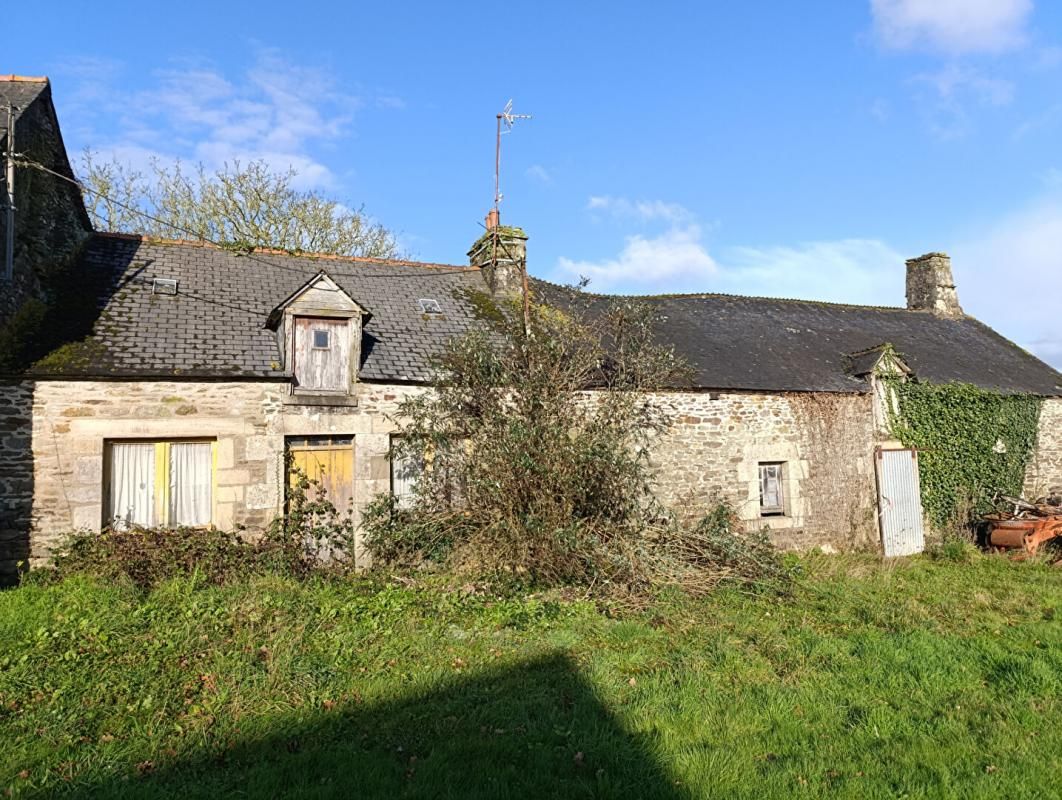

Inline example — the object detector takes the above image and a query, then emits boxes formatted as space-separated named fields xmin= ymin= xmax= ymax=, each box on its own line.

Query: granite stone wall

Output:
xmin=0 ymin=381 xmax=34 ymax=583
xmin=646 ymin=390 xmax=880 ymax=551
xmin=5 ymin=380 xmax=421 ymax=576
xmin=7 ymin=379 xmax=1059 ymax=580
xmin=1025 ymin=397 xmax=1062 ymax=499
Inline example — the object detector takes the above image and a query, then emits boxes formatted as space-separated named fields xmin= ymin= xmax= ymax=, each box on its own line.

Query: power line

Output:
xmin=13 ymin=157 xmax=479 ymax=281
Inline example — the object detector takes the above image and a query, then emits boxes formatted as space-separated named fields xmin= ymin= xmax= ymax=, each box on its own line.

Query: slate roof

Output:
xmin=0 ymin=76 xmax=49 ymax=126
xmin=26 ymin=233 xmax=1062 ymax=396
xmin=532 ymin=283 xmax=1062 ymax=396
xmin=28 ymin=234 xmax=488 ymax=382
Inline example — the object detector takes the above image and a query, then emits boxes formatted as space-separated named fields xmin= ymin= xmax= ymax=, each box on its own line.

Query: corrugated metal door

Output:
xmin=876 ymin=448 xmax=925 ymax=557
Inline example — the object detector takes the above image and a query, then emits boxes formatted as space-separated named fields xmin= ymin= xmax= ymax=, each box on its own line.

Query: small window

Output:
xmin=758 ymin=462 xmax=786 ymax=516
xmin=312 ymin=329 xmax=331 ymax=349
xmin=418 ymin=298 xmax=442 ymax=315
xmin=390 ymin=436 xmax=424 ymax=510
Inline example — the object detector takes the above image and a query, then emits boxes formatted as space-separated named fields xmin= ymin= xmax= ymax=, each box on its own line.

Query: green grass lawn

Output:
xmin=1 ymin=553 xmax=1060 ymax=798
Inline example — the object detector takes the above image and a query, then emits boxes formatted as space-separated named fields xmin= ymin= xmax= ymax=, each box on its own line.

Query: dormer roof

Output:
xmin=266 ymin=270 xmax=370 ymax=329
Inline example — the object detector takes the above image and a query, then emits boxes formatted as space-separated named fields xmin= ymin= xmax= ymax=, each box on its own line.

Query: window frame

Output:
xmin=758 ymin=461 xmax=786 ymax=517
xmin=389 ymin=435 xmax=425 ymax=510
xmin=312 ymin=329 xmax=331 ymax=350
xmin=290 ymin=315 xmax=354 ymax=396
xmin=104 ymin=438 xmax=217 ymax=529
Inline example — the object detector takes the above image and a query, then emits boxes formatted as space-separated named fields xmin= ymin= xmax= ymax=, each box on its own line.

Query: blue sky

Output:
xmin=8 ymin=0 xmax=1062 ymax=367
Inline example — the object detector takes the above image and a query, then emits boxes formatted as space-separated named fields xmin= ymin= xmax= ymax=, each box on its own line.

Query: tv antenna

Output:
xmin=494 ymin=99 xmax=532 ymax=211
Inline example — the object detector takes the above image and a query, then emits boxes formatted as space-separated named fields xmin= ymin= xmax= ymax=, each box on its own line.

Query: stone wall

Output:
xmin=0 ymin=381 xmax=34 ymax=582
xmin=4 ymin=380 xmax=423 ymax=577
xmin=1025 ymin=397 xmax=1062 ymax=498
xmin=14 ymin=379 xmax=1060 ymax=580
xmin=647 ymin=390 xmax=879 ymax=550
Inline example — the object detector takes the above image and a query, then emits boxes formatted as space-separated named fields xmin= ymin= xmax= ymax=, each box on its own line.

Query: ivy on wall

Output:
xmin=886 ymin=379 xmax=1042 ymax=529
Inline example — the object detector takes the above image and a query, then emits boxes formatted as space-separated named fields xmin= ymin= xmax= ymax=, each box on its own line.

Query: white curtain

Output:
xmin=109 ymin=444 xmax=155 ymax=528
xmin=391 ymin=448 xmax=422 ymax=510
xmin=170 ymin=443 xmax=212 ymax=526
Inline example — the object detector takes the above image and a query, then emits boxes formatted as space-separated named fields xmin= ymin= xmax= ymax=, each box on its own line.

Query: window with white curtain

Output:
xmin=107 ymin=440 xmax=215 ymax=528
xmin=390 ymin=437 xmax=423 ymax=509
xmin=109 ymin=443 xmax=156 ymax=528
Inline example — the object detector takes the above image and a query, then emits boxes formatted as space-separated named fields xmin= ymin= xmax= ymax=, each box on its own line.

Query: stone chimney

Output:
xmin=468 ymin=211 xmax=528 ymax=295
xmin=905 ymin=252 xmax=963 ymax=318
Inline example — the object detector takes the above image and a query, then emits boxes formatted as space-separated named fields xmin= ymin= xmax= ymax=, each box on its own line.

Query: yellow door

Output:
xmin=287 ymin=436 xmax=354 ymax=513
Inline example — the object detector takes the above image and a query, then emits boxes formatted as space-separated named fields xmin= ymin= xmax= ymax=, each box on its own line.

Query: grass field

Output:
xmin=0 ymin=553 xmax=1060 ymax=798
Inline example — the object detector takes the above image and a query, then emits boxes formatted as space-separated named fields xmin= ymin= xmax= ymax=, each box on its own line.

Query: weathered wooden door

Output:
xmin=293 ymin=317 xmax=351 ymax=392
xmin=876 ymin=448 xmax=925 ymax=557
xmin=287 ymin=435 xmax=354 ymax=513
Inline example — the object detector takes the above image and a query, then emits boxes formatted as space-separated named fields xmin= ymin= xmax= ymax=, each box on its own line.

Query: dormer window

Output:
xmin=294 ymin=317 xmax=349 ymax=393
xmin=267 ymin=271 xmax=369 ymax=403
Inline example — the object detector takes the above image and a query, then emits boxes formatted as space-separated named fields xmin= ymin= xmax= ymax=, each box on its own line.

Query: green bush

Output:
xmin=362 ymin=290 xmax=790 ymax=597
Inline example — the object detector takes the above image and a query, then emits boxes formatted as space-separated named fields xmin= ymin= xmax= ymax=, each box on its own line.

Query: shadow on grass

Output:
xmin=74 ymin=653 xmax=687 ymax=799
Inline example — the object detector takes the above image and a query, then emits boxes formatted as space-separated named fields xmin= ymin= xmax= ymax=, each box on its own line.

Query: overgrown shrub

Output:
xmin=29 ymin=463 xmax=356 ymax=589
xmin=644 ymin=502 xmax=795 ymax=596
xmin=25 ymin=527 xmax=275 ymax=589
xmin=263 ymin=455 xmax=357 ymax=571
xmin=363 ymin=289 xmax=790 ymax=595
xmin=362 ymin=289 xmax=686 ymax=587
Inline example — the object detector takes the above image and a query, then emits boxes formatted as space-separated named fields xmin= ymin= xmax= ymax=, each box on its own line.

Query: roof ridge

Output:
xmin=93 ymin=231 xmax=479 ymax=271
xmin=0 ymin=75 xmax=48 ymax=83
xmin=530 ymin=275 xmax=913 ymax=313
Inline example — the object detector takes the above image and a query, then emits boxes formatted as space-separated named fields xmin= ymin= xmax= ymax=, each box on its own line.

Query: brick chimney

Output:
xmin=905 ymin=252 xmax=963 ymax=318
xmin=468 ymin=212 xmax=528 ymax=295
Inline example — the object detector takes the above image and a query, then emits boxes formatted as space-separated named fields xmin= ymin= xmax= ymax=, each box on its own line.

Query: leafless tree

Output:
xmin=78 ymin=151 xmax=401 ymax=259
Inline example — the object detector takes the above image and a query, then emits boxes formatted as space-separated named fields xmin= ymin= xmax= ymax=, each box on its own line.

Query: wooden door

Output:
xmin=287 ymin=435 xmax=355 ymax=513
xmin=293 ymin=318 xmax=350 ymax=392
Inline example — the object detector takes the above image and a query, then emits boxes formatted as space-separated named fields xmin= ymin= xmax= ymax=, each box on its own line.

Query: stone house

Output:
xmin=2 ymin=77 xmax=1061 ymax=583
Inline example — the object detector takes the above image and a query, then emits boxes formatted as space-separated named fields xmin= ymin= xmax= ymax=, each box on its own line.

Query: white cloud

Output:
xmin=559 ymin=224 xmax=717 ymax=290
xmin=871 ymin=0 xmax=1033 ymax=54
xmin=911 ymin=64 xmax=1016 ymax=139
xmin=916 ymin=64 xmax=1014 ymax=106
xmin=525 ymin=164 xmax=552 ymax=184
xmin=716 ymin=240 xmax=903 ymax=305
xmin=586 ymin=195 xmax=692 ymax=224
xmin=59 ymin=49 xmax=360 ymax=190
xmin=954 ymin=199 xmax=1062 ymax=368
xmin=559 ymin=197 xmax=903 ymax=301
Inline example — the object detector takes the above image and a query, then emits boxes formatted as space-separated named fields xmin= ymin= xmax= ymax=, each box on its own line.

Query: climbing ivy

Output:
xmin=886 ymin=379 xmax=1042 ymax=529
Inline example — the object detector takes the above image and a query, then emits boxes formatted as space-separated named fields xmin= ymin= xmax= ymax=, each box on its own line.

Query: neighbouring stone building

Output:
xmin=1 ymin=77 xmax=1061 ymax=583
xmin=0 ymin=76 xmax=92 ymax=325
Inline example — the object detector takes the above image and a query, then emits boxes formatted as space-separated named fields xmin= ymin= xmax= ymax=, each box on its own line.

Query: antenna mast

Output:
xmin=488 ymin=100 xmax=533 ymax=337
xmin=493 ymin=99 xmax=532 ymax=211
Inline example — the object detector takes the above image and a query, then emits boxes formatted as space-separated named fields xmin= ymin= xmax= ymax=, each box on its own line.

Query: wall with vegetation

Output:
xmin=888 ymin=380 xmax=1044 ymax=529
